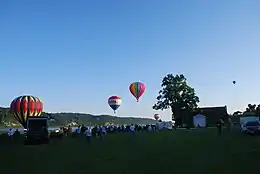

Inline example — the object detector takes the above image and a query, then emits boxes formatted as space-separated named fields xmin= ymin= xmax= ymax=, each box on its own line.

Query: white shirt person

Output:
xmin=84 ymin=128 xmax=92 ymax=143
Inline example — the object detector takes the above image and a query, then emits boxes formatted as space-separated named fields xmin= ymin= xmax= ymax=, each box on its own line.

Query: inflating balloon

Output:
xmin=129 ymin=82 xmax=146 ymax=102
xmin=154 ymin=114 xmax=159 ymax=120
xmin=10 ymin=95 xmax=43 ymax=128
xmin=108 ymin=96 xmax=122 ymax=113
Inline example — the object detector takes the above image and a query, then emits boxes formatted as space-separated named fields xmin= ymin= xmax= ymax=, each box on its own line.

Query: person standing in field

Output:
xmin=149 ymin=125 xmax=153 ymax=132
xmin=76 ymin=126 xmax=81 ymax=134
xmin=81 ymin=124 xmax=87 ymax=133
xmin=67 ymin=125 xmax=72 ymax=135
xmin=102 ymin=126 xmax=106 ymax=136
xmin=216 ymin=119 xmax=223 ymax=135
xmin=8 ymin=128 xmax=14 ymax=140
xmin=130 ymin=124 xmax=135 ymax=136
xmin=84 ymin=127 xmax=92 ymax=143
xmin=92 ymin=126 xmax=97 ymax=137
xmin=98 ymin=126 xmax=103 ymax=140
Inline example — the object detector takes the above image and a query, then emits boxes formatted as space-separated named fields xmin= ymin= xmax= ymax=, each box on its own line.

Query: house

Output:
xmin=179 ymin=106 xmax=229 ymax=127
xmin=195 ymin=106 xmax=229 ymax=126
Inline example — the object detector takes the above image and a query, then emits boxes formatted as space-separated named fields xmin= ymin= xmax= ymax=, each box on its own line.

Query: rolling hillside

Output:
xmin=0 ymin=107 xmax=156 ymax=127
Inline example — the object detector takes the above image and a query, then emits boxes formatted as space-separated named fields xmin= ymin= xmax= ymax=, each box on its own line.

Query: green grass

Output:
xmin=1 ymin=129 xmax=260 ymax=174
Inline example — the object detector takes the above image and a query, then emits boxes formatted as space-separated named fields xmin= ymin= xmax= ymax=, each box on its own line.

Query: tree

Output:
xmin=153 ymin=74 xmax=200 ymax=126
xmin=245 ymin=104 xmax=257 ymax=113
xmin=257 ymin=105 xmax=260 ymax=116
xmin=242 ymin=104 xmax=260 ymax=116
xmin=233 ymin=111 xmax=242 ymax=116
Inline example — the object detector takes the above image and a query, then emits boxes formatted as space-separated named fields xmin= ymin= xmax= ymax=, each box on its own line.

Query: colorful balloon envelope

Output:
xmin=129 ymin=82 xmax=146 ymax=102
xmin=154 ymin=114 xmax=159 ymax=120
xmin=10 ymin=95 xmax=43 ymax=128
xmin=108 ymin=96 xmax=122 ymax=113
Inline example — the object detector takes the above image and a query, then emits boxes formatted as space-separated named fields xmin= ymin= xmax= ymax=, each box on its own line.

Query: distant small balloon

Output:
xmin=233 ymin=81 xmax=236 ymax=84
xmin=154 ymin=114 xmax=160 ymax=120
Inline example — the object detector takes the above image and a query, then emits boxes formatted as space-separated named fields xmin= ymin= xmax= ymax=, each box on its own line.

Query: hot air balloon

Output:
xmin=108 ymin=96 xmax=122 ymax=113
xmin=129 ymin=82 xmax=146 ymax=102
xmin=154 ymin=114 xmax=159 ymax=120
xmin=10 ymin=95 xmax=43 ymax=128
xmin=233 ymin=81 xmax=236 ymax=84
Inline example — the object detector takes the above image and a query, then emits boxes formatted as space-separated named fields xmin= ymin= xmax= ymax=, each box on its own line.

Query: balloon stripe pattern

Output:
xmin=129 ymin=82 xmax=145 ymax=102
xmin=108 ymin=96 xmax=122 ymax=113
xmin=10 ymin=95 xmax=43 ymax=128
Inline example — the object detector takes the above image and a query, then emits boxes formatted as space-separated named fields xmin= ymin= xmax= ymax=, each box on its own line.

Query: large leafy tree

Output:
xmin=153 ymin=74 xmax=200 ymax=126
xmin=233 ymin=104 xmax=260 ymax=116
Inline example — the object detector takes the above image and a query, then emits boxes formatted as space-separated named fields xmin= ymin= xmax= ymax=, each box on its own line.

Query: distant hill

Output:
xmin=0 ymin=107 xmax=156 ymax=127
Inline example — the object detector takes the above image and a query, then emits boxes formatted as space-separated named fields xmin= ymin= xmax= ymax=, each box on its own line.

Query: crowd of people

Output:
xmin=53 ymin=124 xmax=163 ymax=142
xmin=4 ymin=120 xmax=230 ymax=144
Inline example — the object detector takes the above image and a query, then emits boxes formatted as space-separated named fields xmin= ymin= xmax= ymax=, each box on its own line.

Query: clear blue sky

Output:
xmin=1 ymin=0 xmax=260 ymax=121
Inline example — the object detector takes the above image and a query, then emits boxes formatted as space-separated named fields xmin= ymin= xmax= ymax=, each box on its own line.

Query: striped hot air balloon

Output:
xmin=10 ymin=95 xmax=43 ymax=128
xmin=108 ymin=96 xmax=122 ymax=113
xmin=129 ymin=82 xmax=146 ymax=102
xmin=154 ymin=114 xmax=160 ymax=120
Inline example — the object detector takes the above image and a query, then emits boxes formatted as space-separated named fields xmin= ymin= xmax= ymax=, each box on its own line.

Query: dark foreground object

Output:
xmin=1 ymin=129 xmax=260 ymax=174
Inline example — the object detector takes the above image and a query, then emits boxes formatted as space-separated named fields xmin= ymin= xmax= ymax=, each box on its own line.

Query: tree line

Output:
xmin=153 ymin=73 xmax=260 ymax=126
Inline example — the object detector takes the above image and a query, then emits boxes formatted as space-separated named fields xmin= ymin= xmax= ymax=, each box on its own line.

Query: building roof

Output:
xmin=196 ymin=106 xmax=227 ymax=114
xmin=177 ymin=106 xmax=228 ymax=126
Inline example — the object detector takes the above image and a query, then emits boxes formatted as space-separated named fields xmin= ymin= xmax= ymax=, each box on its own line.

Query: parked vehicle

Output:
xmin=25 ymin=116 xmax=49 ymax=144
xmin=241 ymin=121 xmax=260 ymax=135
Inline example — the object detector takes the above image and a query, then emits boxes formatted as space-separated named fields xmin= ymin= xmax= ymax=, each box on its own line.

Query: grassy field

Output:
xmin=1 ymin=129 xmax=260 ymax=174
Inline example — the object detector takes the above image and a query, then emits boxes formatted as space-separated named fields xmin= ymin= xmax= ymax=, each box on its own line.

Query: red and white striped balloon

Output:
xmin=108 ymin=96 xmax=122 ymax=113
